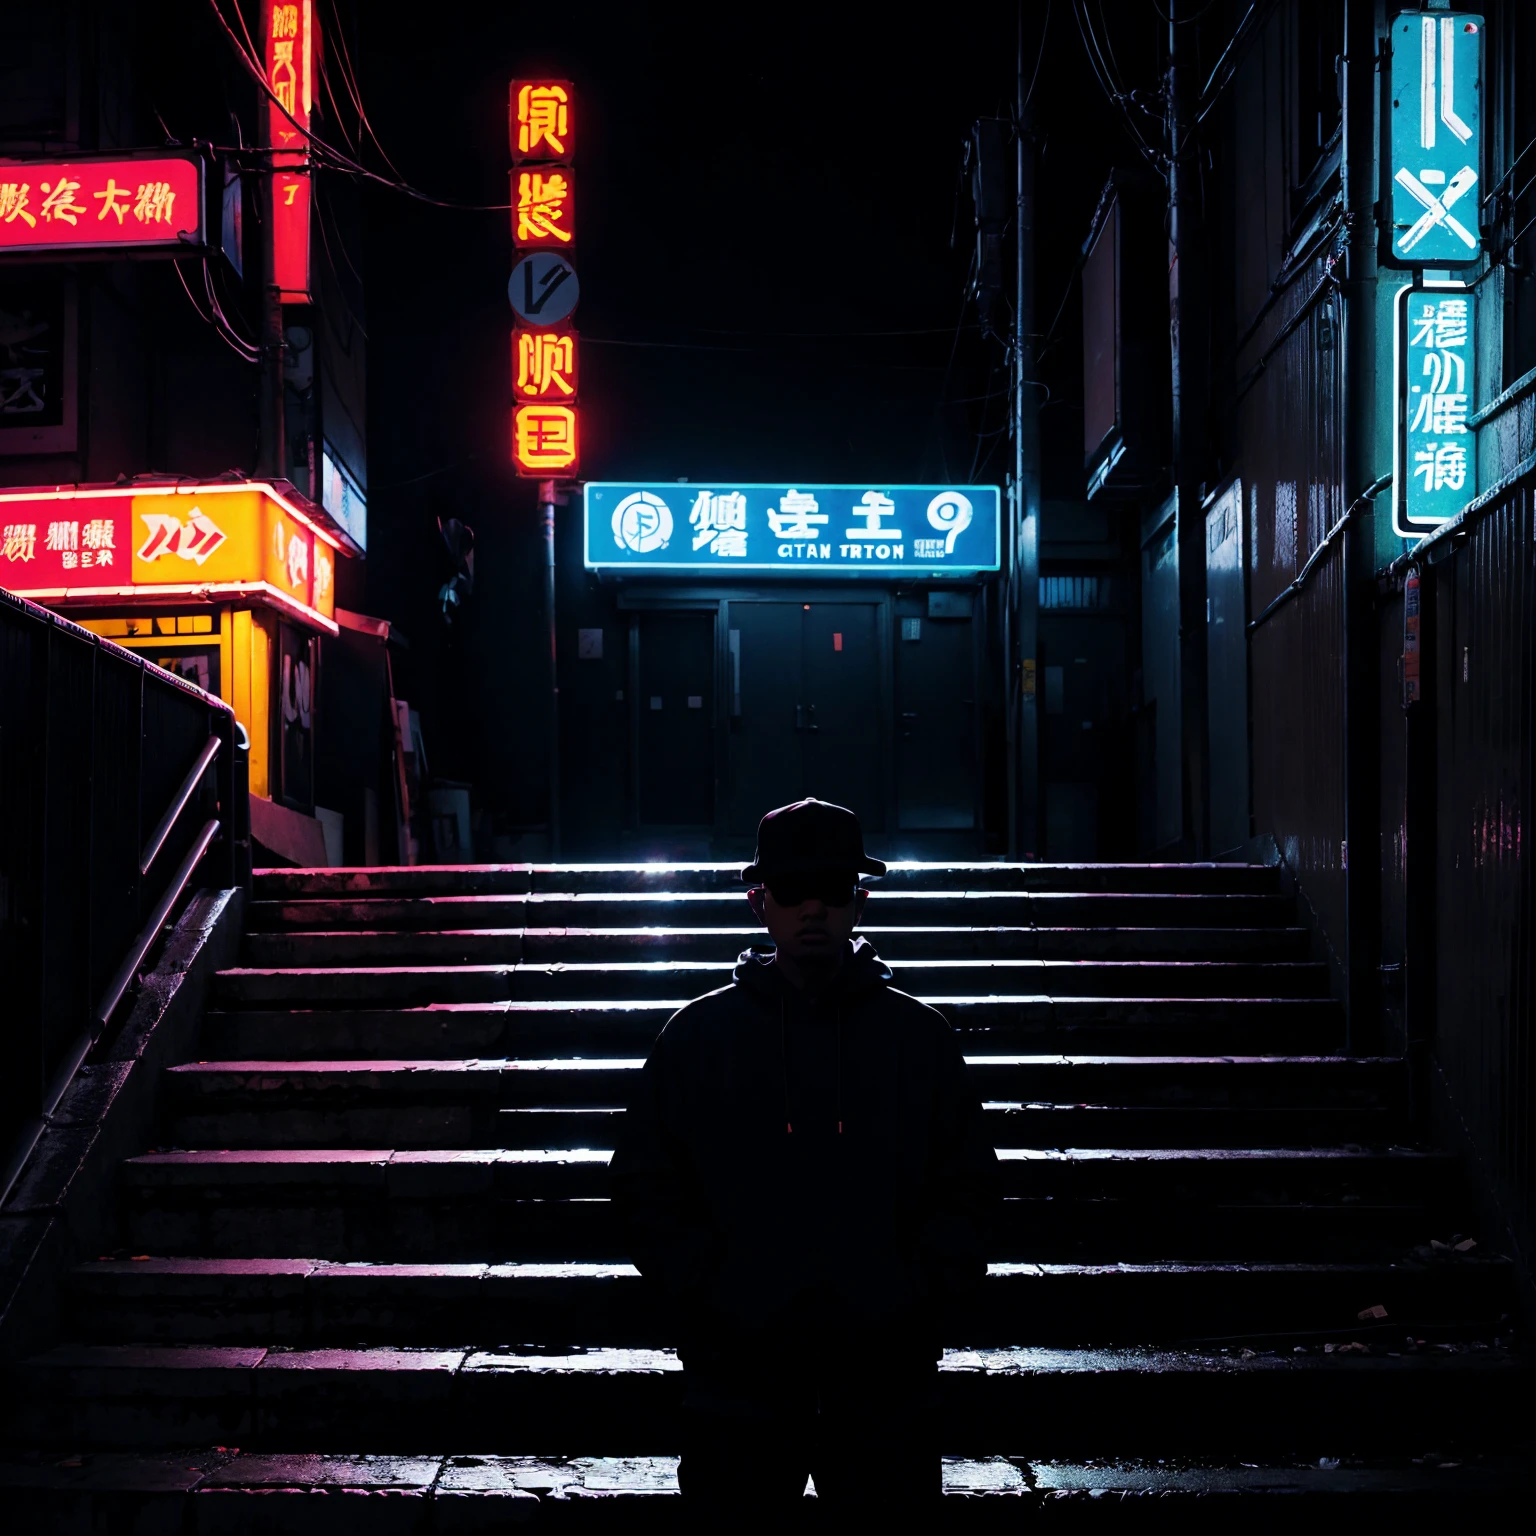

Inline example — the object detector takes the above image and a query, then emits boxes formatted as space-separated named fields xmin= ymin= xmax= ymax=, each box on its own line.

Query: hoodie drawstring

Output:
xmin=836 ymin=1006 xmax=844 ymax=1136
xmin=781 ymin=995 xmax=843 ymax=1136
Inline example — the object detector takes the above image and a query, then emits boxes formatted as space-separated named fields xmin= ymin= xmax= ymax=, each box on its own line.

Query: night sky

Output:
xmin=355 ymin=1 xmax=1169 ymax=812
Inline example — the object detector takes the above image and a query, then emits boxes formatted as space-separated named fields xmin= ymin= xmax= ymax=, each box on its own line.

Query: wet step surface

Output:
xmin=67 ymin=1255 xmax=1515 ymax=1347
xmin=161 ymin=1055 xmax=1408 ymax=1150
xmin=243 ymin=924 xmax=1313 ymax=965
xmin=116 ymin=1146 xmax=1464 ymax=1264
xmin=3 ymin=1449 xmax=1524 ymax=1525
xmin=200 ymin=994 xmax=1348 ymax=1059
xmin=213 ymin=957 xmax=1334 ymax=1006
xmin=6 ymin=1342 xmax=1522 ymax=1456
xmin=7 ymin=858 xmax=1528 ymax=1518
xmin=250 ymin=862 xmax=1289 ymax=898
xmin=247 ymin=889 xmax=1301 ymax=933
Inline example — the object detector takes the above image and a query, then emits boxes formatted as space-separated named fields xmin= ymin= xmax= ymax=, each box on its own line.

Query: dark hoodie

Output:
xmin=609 ymin=937 xmax=999 ymax=1353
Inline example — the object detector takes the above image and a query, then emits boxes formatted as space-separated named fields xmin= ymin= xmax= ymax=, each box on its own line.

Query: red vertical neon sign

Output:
xmin=265 ymin=1 xmax=313 ymax=300
xmin=510 ymin=79 xmax=581 ymax=477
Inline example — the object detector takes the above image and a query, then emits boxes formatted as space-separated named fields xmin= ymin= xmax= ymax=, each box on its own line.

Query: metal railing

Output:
xmin=0 ymin=590 xmax=247 ymax=1203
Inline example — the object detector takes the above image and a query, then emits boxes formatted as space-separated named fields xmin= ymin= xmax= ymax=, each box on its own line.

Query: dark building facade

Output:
xmin=1086 ymin=0 xmax=1536 ymax=1294
xmin=0 ymin=1 xmax=398 ymax=866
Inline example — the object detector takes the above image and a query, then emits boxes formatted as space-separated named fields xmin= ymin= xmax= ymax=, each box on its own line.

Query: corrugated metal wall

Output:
xmin=1239 ymin=266 xmax=1349 ymax=971
xmin=1429 ymin=484 xmax=1534 ymax=1260
xmin=1377 ymin=583 xmax=1407 ymax=1051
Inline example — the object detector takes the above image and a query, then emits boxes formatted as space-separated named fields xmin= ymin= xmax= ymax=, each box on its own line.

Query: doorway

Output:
xmin=894 ymin=604 xmax=977 ymax=829
xmin=634 ymin=610 xmax=715 ymax=826
xmin=725 ymin=600 xmax=884 ymax=834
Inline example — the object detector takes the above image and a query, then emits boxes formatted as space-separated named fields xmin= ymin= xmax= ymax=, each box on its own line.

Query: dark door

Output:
xmin=801 ymin=603 xmax=882 ymax=829
xmin=725 ymin=601 xmax=801 ymax=833
xmin=895 ymin=610 xmax=976 ymax=829
xmin=636 ymin=611 xmax=715 ymax=825
xmin=726 ymin=600 xmax=885 ymax=835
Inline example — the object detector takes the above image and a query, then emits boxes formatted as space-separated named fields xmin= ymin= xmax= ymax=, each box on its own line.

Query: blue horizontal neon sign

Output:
xmin=583 ymin=483 xmax=1001 ymax=575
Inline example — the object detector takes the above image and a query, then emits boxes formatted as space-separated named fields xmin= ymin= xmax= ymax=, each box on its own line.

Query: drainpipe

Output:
xmin=1341 ymin=0 xmax=1381 ymax=1048
xmin=1168 ymin=0 xmax=1210 ymax=856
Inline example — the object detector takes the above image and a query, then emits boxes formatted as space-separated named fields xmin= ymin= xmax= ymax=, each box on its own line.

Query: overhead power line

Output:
xmin=203 ymin=0 xmax=511 ymax=211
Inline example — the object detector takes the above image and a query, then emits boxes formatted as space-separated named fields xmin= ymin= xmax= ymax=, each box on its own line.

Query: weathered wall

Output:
xmin=1425 ymin=479 xmax=1535 ymax=1274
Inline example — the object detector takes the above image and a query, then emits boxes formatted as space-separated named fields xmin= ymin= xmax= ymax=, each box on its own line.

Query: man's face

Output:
xmin=747 ymin=872 xmax=868 ymax=963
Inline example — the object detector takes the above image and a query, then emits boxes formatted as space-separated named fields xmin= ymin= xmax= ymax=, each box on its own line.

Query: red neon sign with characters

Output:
xmin=513 ymin=329 xmax=579 ymax=401
xmin=510 ymin=79 xmax=579 ymax=476
xmin=0 ymin=155 xmax=203 ymax=255
xmin=513 ymin=167 xmax=574 ymax=248
xmin=510 ymin=82 xmax=574 ymax=161
xmin=265 ymin=1 xmax=313 ymax=300
xmin=512 ymin=404 xmax=578 ymax=474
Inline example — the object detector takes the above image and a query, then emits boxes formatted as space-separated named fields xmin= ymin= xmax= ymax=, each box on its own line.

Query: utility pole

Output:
xmin=1013 ymin=9 xmax=1041 ymax=860
xmin=1167 ymin=0 xmax=1209 ymax=855
xmin=256 ymin=134 xmax=285 ymax=479
xmin=538 ymin=479 xmax=562 ymax=860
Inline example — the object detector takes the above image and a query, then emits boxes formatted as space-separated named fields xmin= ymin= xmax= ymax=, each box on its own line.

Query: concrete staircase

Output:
xmin=4 ymin=861 xmax=1527 ymax=1523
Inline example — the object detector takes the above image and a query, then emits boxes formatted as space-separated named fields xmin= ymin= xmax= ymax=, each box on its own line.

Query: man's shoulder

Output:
xmin=655 ymin=980 xmax=760 ymax=1044
xmin=869 ymin=982 xmax=960 ymax=1042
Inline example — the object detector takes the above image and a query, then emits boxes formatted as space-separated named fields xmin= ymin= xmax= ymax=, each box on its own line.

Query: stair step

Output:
xmin=172 ymin=1100 xmax=1400 ymax=1152
xmin=213 ymin=959 xmax=1333 ymax=1007
xmin=160 ymin=1056 xmax=1407 ymax=1149
xmin=242 ymin=925 xmax=1312 ymax=966
xmin=164 ymin=1053 xmax=1405 ymax=1105
xmin=123 ymin=1145 xmax=1452 ymax=1201
xmin=7 ymin=1341 xmax=1521 ymax=1455
xmin=200 ymin=995 xmax=1346 ymax=1059
xmin=3 ymin=1450 xmax=1524 ymax=1523
xmin=118 ymin=1147 xmax=1460 ymax=1263
xmin=67 ymin=1256 xmax=1516 ymax=1347
xmin=248 ymin=889 xmax=1300 ymax=933
xmin=252 ymin=861 xmax=1285 ymax=899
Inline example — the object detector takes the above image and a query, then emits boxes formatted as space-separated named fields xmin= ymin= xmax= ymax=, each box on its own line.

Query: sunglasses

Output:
xmin=761 ymin=876 xmax=860 ymax=908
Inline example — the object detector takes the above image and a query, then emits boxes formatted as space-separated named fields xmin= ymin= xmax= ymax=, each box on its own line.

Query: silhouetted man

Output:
xmin=611 ymin=797 xmax=998 ymax=1514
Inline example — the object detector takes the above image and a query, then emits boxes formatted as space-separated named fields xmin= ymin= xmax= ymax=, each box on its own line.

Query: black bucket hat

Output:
xmin=741 ymin=797 xmax=887 ymax=883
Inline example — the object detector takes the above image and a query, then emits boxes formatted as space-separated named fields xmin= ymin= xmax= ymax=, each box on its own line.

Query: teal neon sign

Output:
xmin=1386 ymin=12 xmax=1483 ymax=268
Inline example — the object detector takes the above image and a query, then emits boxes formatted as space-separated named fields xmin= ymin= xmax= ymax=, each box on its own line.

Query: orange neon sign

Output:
xmin=0 ymin=483 xmax=341 ymax=631
xmin=510 ymin=81 xmax=574 ymax=160
xmin=513 ymin=405 xmax=578 ymax=475
xmin=513 ymin=329 xmax=578 ymax=401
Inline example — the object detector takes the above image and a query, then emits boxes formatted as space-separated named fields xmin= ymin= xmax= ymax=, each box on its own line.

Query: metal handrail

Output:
xmin=98 ymin=817 xmax=221 ymax=1031
xmin=140 ymin=735 xmax=221 ymax=876
xmin=0 ymin=816 xmax=222 ymax=1214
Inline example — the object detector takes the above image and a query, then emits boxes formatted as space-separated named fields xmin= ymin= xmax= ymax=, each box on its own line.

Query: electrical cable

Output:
xmin=201 ymin=257 xmax=260 ymax=352
xmin=323 ymin=0 xmax=412 ymax=186
xmin=1021 ymin=0 xmax=1052 ymax=116
xmin=1483 ymin=131 xmax=1536 ymax=207
xmin=227 ymin=0 xmax=263 ymax=73
xmin=172 ymin=259 xmax=259 ymax=363
xmin=1151 ymin=0 xmax=1218 ymax=23
xmin=203 ymin=0 xmax=512 ymax=211
xmin=311 ymin=181 xmax=370 ymax=342
xmin=318 ymin=51 xmax=362 ymax=156
xmin=1071 ymin=0 xmax=1163 ymax=171
xmin=1194 ymin=2 xmax=1280 ymax=134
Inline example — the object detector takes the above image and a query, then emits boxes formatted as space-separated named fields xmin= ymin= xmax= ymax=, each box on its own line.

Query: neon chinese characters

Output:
xmin=0 ymin=157 xmax=202 ymax=253
xmin=510 ymin=78 xmax=581 ymax=476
